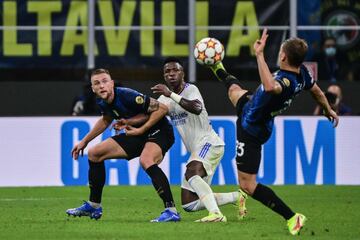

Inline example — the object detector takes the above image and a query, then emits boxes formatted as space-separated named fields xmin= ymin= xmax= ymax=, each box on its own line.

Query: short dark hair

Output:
xmin=163 ymin=57 xmax=183 ymax=67
xmin=282 ymin=38 xmax=308 ymax=68
xmin=91 ymin=68 xmax=110 ymax=77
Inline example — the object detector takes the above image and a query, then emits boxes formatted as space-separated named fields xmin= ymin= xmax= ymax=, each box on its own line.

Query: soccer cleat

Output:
xmin=150 ymin=209 xmax=181 ymax=223
xmin=287 ymin=213 xmax=307 ymax=235
xmin=208 ymin=61 xmax=226 ymax=81
xmin=237 ymin=189 xmax=248 ymax=220
xmin=66 ymin=201 xmax=102 ymax=220
xmin=195 ymin=212 xmax=227 ymax=223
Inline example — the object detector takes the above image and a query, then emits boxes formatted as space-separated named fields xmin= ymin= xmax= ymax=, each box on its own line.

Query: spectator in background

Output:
xmin=313 ymin=84 xmax=352 ymax=115
xmin=311 ymin=37 xmax=350 ymax=82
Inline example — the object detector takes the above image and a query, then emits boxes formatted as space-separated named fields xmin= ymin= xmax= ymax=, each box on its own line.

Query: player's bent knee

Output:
xmin=240 ymin=182 xmax=256 ymax=195
xmin=88 ymin=148 xmax=102 ymax=162
xmin=184 ymin=170 xmax=196 ymax=181
xmin=184 ymin=162 xmax=206 ymax=180
xmin=140 ymin=157 xmax=158 ymax=170
xmin=228 ymin=84 xmax=242 ymax=93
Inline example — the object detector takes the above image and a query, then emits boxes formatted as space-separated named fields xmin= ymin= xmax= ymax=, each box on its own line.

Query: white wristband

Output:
xmin=170 ymin=92 xmax=182 ymax=103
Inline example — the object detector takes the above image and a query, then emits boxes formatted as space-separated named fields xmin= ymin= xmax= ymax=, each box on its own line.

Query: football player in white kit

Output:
xmin=151 ymin=57 xmax=243 ymax=222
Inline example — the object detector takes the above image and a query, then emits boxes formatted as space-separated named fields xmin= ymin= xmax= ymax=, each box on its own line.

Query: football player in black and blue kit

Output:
xmin=207 ymin=29 xmax=339 ymax=235
xmin=66 ymin=69 xmax=180 ymax=222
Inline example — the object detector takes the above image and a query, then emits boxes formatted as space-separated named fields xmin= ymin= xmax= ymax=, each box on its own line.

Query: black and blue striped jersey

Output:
xmin=96 ymin=87 xmax=171 ymax=128
xmin=241 ymin=65 xmax=315 ymax=143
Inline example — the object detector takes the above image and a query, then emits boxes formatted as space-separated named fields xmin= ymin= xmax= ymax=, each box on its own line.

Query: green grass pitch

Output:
xmin=0 ymin=185 xmax=359 ymax=239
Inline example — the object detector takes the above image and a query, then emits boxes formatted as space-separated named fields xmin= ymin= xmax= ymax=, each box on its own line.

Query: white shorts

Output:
xmin=181 ymin=143 xmax=224 ymax=192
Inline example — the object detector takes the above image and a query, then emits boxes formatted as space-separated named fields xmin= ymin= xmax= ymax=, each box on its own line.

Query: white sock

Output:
xmin=166 ymin=207 xmax=177 ymax=213
xmin=214 ymin=191 xmax=240 ymax=206
xmin=88 ymin=201 xmax=101 ymax=209
xmin=188 ymin=175 xmax=220 ymax=214
xmin=182 ymin=191 xmax=240 ymax=212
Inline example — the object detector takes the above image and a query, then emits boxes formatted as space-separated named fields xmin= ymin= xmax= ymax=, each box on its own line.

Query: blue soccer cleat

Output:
xmin=66 ymin=201 xmax=102 ymax=220
xmin=150 ymin=209 xmax=181 ymax=222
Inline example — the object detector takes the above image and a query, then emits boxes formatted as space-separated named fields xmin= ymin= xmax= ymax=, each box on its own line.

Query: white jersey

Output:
xmin=158 ymin=83 xmax=224 ymax=153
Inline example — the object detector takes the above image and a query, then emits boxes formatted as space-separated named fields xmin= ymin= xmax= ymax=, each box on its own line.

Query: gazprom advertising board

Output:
xmin=0 ymin=116 xmax=359 ymax=187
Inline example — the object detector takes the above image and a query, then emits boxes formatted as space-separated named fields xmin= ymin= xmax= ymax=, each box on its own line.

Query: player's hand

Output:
xmin=111 ymin=118 xmax=128 ymax=134
xmin=324 ymin=109 xmax=339 ymax=127
xmin=71 ymin=141 xmax=87 ymax=160
xmin=151 ymin=84 xmax=171 ymax=97
xmin=253 ymin=28 xmax=269 ymax=56
xmin=124 ymin=125 xmax=144 ymax=136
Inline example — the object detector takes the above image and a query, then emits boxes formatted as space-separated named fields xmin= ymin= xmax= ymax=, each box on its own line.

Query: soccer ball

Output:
xmin=194 ymin=37 xmax=225 ymax=65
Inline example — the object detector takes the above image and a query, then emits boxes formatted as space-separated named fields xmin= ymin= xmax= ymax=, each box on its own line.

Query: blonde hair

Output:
xmin=91 ymin=68 xmax=110 ymax=77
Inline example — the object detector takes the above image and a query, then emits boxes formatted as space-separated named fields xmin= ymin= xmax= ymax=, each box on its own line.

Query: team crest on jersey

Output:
xmin=282 ymin=78 xmax=291 ymax=87
xmin=135 ymin=96 xmax=144 ymax=104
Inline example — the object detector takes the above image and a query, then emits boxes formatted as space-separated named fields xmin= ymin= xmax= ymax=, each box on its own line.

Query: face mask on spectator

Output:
xmin=325 ymin=47 xmax=336 ymax=57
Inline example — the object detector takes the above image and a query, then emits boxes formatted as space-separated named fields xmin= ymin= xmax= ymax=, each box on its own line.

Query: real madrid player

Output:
xmin=151 ymin=57 xmax=243 ymax=222
xmin=67 ymin=68 xmax=180 ymax=222
xmin=207 ymin=29 xmax=339 ymax=234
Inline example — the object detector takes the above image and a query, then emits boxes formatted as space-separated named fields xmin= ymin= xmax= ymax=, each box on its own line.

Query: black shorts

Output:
xmin=111 ymin=122 xmax=174 ymax=160
xmin=235 ymin=92 xmax=262 ymax=174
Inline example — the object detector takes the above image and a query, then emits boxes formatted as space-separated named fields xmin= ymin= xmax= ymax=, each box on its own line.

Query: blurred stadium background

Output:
xmin=1 ymin=0 xmax=360 ymax=115
xmin=0 ymin=0 xmax=359 ymax=239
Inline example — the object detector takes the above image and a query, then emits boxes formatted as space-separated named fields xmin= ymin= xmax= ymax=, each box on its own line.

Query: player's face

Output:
xmin=91 ymin=73 xmax=114 ymax=100
xmin=163 ymin=62 xmax=185 ymax=91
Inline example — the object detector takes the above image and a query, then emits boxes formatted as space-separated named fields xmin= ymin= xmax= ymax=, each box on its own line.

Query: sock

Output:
xmin=217 ymin=69 xmax=243 ymax=90
xmin=214 ymin=191 xmax=240 ymax=205
xmin=182 ymin=191 xmax=239 ymax=212
xmin=88 ymin=201 xmax=101 ymax=209
xmin=146 ymin=164 xmax=176 ymax=211
xmin=88 ymin=160 xmax=105 ymax=204
xmin=216 ymin=68 xmax=230 ymax=80
xmin=210 ymin=62 xmax=242 ymax=90
xmin=188 ymin=175 xmax=220 ymax=214
xmin=252 ymin=183 xmax=295 ymax=220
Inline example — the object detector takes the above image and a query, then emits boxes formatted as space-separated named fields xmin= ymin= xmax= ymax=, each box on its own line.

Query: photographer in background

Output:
xmin=313 ymin=84 xmax=352 ymax=116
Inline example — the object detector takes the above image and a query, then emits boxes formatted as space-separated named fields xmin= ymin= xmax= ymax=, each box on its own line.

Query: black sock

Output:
xmin=216 ymin=69 xmax=242 ymax=90
xmin=88 ymin=160 xmax=105 ymax=204
xmin=252 ymin=183 xmax=295 ymax=220
xmin=146 ymin=164 xmax=175 ymax=208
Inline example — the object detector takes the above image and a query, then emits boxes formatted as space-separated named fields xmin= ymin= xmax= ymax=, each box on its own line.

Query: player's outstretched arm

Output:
xmin=71 ymin=115 xmax=113 ymax=159
xmin=125 ymin=99 xmax=168 ymax=136
xmin=151 ymin=84 xmax=203 ymax=115
xmin=310 ymin=83 xmax=339 ymax=127
xmin=254 ymin=29 xmax=282 ymax=94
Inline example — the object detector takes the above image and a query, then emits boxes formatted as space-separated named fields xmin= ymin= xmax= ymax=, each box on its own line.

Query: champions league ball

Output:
xmin=193 ymin=37 xmax=225 ymax=66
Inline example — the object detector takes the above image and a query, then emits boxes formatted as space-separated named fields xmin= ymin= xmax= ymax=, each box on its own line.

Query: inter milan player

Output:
xmin=66 ymin=69 xmax=180 ymax=222
xmin=150 ymin=57 xmax=242 ymax=222
xmin=207 ymin=29 xmax=339 ymax=234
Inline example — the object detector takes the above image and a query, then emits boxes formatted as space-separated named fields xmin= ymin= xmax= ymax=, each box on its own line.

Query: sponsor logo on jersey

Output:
xmin=282 ymin=78 xmax=291 ymax=87
xmin=169 ymin=112 xmax=188 ymax=126
xmin=135 ymin=96 xmax=144 ymax=104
